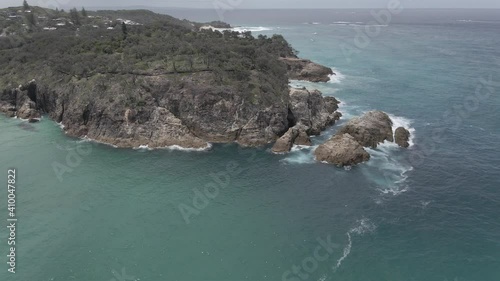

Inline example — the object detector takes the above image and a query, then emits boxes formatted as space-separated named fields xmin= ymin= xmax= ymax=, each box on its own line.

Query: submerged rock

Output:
xmin=315 ymin=134 xmax=370 ymax=166
xmin=395 ymin=127 xmax=411 ymax=148
xmin=337 ymin=111 xmax=393 ymax=148
xmin=17 ymin=122 xmax=37 ymax=132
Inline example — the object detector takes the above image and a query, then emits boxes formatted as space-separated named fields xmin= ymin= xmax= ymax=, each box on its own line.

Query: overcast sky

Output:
xmin=1 ymin=0 xmax=500 ymax=9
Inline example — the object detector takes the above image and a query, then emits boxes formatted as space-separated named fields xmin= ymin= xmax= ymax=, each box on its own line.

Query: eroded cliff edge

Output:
xmin=0 ymin=8 xmax=338 ymax=149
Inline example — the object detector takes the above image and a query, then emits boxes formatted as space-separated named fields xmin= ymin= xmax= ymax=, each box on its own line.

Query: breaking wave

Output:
xmin=362 ymin=113 xmax=416 ymax=197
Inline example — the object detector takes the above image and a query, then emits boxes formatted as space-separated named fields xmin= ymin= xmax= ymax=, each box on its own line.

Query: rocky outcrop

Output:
xmin=294 ymin=130 xmax=312 ymax=146
xmin=17 ymin=100 xmax=41 ymax=120
xmin=0 ymin=8 xmax=347 ymax=150
xmin=289 ymin=87 xmax=341 ymax=135
xmin=0 ymin=81 xmax=43 ymax=120
xmin=271 ymin=125 xmax=311 ymax=153
xmin=315 ymin=111 xmax=415 ymax=166
xmin=1 ymin=77 xmax=343 ymax=150
xmin=337 ymin=111 xmax=393 ymax=148
xmin=281 ymin=57 xmax=334 ymax=82
xmin=0 ymin=102 xmax=16 ymax=118
xmin=324 ymin=97 xmax=340 ymax=114
xmin=395 ymin=127 xmax=410 ymax=148
xmin=315 ymin=134 xmax=370 ymax=166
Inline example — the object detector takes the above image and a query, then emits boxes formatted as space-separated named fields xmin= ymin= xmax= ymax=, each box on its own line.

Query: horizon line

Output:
xmin=2 ymin=5 xmax=500 ymax=10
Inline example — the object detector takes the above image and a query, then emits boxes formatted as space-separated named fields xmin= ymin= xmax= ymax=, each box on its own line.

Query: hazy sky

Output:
xmin=1 ymin=0 xmax=499 ymax=9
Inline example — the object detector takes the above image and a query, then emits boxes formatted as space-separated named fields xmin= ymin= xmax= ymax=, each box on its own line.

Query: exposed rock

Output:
xmin=324 ymin=96 xmax=340 ymax=113
xmin=0 ymin=89 xmax=18 ymax=117
xmin=315 ymin=134 xmax=370 ymax=166
xmin=0 ymin=103 xmax=16 ymax=117
xmin=294 ymin=130 xmax=312 ymax=146
xmin=1 ymin=72 xmax=343 ymax=151
xmin=289 ymin=87 xmax=341 ymax=135
xmin=272 ymin=127 xmax=299 ymax=153
xmin=1 ymin=78 xmax=343 ymax=150
xmin=0 ymin=8 xmax=349 ymax=150
xmin=17 ymin=100 xmax=41 ymax=120
xmin=0 ymin=74 xmax=291 ymax=149
xmin=333 ymin=112 xmax=342 ymax=120
xmin=395 ymin=127 xmax=410 ymax=148
xmin=0 ymin=83 xmax=43 ymax=120
xmin=281 ymin=57 xmax=334 ymax=82
xmin=271 ymin=125 xmax=311 ymax=153
xmin=337 ymin=111 xmax=393 ymax=148
xmin=62 ymin=102 xmax=210 ymax=149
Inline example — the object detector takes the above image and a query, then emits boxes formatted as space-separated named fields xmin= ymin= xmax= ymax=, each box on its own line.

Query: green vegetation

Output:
xmin=0 ymin=3 xmax=298 ymax=106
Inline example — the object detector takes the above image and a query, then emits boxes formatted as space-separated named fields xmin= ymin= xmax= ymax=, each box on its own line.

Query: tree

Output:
xmin=69 ymin=8 xmax=80 ymax=25
xmin=25 ymin=13 xmax=35 ymax=27
xmin=121 ymin=22 xmax=128 ymax=39
xmin=22 ymin=0 xmax=30 ymax=11
xmin=81 ymin=7 xmax=87 ymax=17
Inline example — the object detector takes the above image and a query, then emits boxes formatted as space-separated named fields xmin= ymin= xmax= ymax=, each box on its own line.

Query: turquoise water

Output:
xmin=1 ymin=10 xmax=500 ymax=281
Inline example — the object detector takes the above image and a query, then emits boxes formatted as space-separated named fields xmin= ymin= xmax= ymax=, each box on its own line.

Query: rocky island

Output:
xmin=315 ymin=111 xmax=411 ymax=166
xmin=0 ymin=5 xmax=409 ymax=166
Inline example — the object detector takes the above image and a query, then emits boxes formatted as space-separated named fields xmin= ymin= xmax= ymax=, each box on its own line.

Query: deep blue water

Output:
xmin=1 ymin=9 xmax=499 ymax=281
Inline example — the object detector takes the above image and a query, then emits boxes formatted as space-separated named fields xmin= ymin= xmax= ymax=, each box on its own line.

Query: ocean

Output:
xmin=1 ymin=9 xmax=499 ymax=281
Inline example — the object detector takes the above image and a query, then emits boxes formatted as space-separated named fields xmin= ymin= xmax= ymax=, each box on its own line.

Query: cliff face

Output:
xmin=0 ymin=72 xmax=338 ymax=149
xmin=0 ymin=8 xmax=339 ymax=149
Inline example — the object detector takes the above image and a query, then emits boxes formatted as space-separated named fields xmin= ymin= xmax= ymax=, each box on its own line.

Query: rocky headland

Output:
xmin=280 ymin=57 xmax=335 ymax=83
xmin=0 ymin=6 xmax=411 ymax=167
xmin=0 ymin=7 xmax=342 ymax=150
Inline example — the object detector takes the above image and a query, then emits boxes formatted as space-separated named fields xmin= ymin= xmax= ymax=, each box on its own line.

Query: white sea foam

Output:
xmin=350 ymin=218 xmax=377 ymax=235
xmin=271 ymin=144 xmax=311 ymax=155
xmin=161 ymin=143 xmax=213 ymax=152
xmin=215 ymin=26 xmax=273 ymax=33
xmin=457 ymin=20 xmax=500 ymax=24
xmin=365 ymin=146 xmax=413 ymax=196
xmin=333 ymin=232 xmax=352 ymax=271
xmin=235 ymin=26 xmax=273 ymax=32
xmin=317 ymin=274 xmax=327 ymax=281
xmin=56 ymin=121 xmax=65 ymax=129
xmin=360 ymin=113 xmax=416 ymax=196
xmin=80 ymin=135 xmax=119 ymax=148
xmin=387 ymin=113 xmax=416 ymax=147
xmin=328 ymin=69 xmax=346 ymax=84
xmin=280 ymin=145 xmax=317 ymax=164
xmin=331 ymin=21 xmax=364 ymax=26
xmin=334 ymin=218 xmax=376 ymax=271
xmin=133 ymin=144 xmax=152 ymax=151
xmin=78 ymin=136 xmax=212 ymax=152
xmin=421 ymin=200 xmax=431 ymax=209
